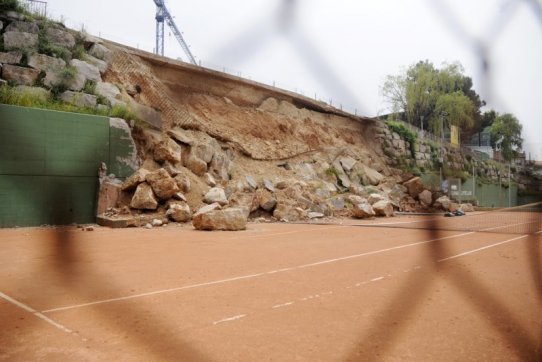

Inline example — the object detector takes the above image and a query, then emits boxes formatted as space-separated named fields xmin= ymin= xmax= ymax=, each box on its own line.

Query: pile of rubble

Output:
xmin=97 ymin=126 xmax=474 ymax=231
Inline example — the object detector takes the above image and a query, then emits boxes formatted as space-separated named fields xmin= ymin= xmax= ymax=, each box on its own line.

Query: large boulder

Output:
xmin=192 ymin=208 xmax=247 ymax=231
xmin=339 ymin=156 xmax=357 ymax=172
xmin=5 ymin=21 xmax=39 ymax=34
xmin=419 ymin=190 xmax=433 ymax=207
xmin=359 ymin=165 xmax=384 ymax=186
xmin=145 ymin=168 xmax=180 ymax=200
xmin=27 ymin=53 xmax=66 ymax=72
xmin=121 ymin=169 xmax=150 ymax=191
xmin=194 ymin=203 xmax=221 ymax=217
xmin=228 ymin=192 xmax=259 ymax=216
xmin=352 ymin=202 xmax=375 ymax=219
xmin=459 ymin=203 xmax=474 ymax=212
xmin=130 ymin=183 xmax=158 ymax=210
xmin=209 ymin=152 xmax=232 ymax=181
xmin=404 ymin=177 xmax=425 ymax=199
xmin=153 ymin=137 xmax=182 ymax=164
xmin=273 ymin=203 xmax=306 ymax=222
xmin=256 ymin=189 xmax=277 ymax=212
xmin=95 ymin=82 xmax=120 ymax=102
xmin=373 ymin=200 xmax=394 ymax=217
xmin=0 ymin=51 xmax=22 ymax=64
xmin=203 ymin=187 xmax=228 ymax=206
xmin=60 ymin=91 xmax=97 ymax=108
xmin=434 ymin=196 xmax=452 ymax=211
xmin=89 ymin=43 xmax=113 ymax=63
xmin=83 ymin=54 xmax=108 ymax=75
xmin=1 ymin=64 xmax=39 ymax=86
xmin=174 ymin=173 xmax=191 ymax=193
xmin=192 ymin=143 xmax=215 ymax=164
xmin=70 ymin=59 xmax=101 ymax=83
xmin=186 ymin=155 xmax=207 ymax=176
xmin=166 ymin=202 xmax=192 ymax=223
xmin=46 ymin=28 xmax=76 ymax=48
xmin=3 ymin=31 xmax=38 ymax=51
xmin=367 ymin=193 xmax=385 ymax=205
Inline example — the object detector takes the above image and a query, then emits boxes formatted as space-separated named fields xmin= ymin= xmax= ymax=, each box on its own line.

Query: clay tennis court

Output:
xmin=1 ymin=213 xmax=541 ymax=361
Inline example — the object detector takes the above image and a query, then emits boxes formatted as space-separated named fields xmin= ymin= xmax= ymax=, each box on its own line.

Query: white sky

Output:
xmin=45 ymin=0 xmax=542 ymax=159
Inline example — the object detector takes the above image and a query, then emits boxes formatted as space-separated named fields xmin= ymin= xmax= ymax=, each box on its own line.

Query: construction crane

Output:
xmin=153 ymin=0 xmax=197 ymax=65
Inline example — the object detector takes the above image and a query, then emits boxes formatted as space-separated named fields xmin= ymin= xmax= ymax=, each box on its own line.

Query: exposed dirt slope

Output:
xmin=104 ymin=43 xmax=386 ymax=167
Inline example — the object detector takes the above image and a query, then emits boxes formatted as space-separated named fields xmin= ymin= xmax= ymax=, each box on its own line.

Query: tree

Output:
xmin=490 ymin=113 xmax=523 ymax=162
xmin=381 ymin=60 xmax=483 ymax=136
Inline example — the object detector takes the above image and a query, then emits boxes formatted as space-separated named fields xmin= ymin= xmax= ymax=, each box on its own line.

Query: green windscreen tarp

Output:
xmin=0 ymin=104 xmax=137 ymax=227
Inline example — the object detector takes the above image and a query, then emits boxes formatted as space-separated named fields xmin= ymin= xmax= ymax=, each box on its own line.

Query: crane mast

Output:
xmin=153 ymin=0 xmax=197 ymax=65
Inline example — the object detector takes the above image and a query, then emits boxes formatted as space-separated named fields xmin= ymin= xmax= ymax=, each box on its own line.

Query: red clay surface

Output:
xmin=1 ymin=215 xmax=541 ymax=361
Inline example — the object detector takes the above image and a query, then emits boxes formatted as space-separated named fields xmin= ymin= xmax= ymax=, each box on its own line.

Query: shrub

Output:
xmin=385 ymin=120 xmax=417 ymax=158
xmin=72 ymin=44 xmax=86 ymax=60
xmin=83 ymin=80 xmax=96 ymax=94
xmin=325 ymin=167 xmax=340 ymax=178
xmin=37 ymin=26 xmax=72 ymax=62
xmin=50 ymin=66 xmax=77 ymax=99
xmin=96 ymin=94 xmax=111 ymax=107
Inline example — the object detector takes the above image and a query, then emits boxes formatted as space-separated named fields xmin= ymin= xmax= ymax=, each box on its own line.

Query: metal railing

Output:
xmin=19 ymin=0 xmax=47 ymax=18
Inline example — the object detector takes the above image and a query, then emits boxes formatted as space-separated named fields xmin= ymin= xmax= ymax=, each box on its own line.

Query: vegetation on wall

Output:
xmin=0 ymin=84 xmax=139 ymax=121
xmin=385 ymin=120 xmax=417 ymax=158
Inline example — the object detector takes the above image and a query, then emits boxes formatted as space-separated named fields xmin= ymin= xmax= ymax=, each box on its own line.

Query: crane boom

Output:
xmin=153 ymin=0 xmax=197 ymax=65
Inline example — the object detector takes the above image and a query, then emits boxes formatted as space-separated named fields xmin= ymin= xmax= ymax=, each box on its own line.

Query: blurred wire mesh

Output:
xmin=200 ymin=0 xmax=542 ymax=119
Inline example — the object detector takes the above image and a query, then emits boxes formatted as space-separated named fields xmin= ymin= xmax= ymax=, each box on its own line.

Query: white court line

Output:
xmin=0 ymin=291 xmax=73 ymax=334
xmin=42 ymin=231 xmax=474 ymax=314
xmin=42 ymin=273 xmax=264 ymax=313
xmin=294 ymin=232 xmax=474 ymax=269
xmin=234 ymin=226 xmax=345 ymax=240
xmin=272 ymin=302 xmax=294 ymax=309
xmin=437 ymin=235 xmax=528 ymax=262
xmin=212 ymin=314 xmax=246 ymax=325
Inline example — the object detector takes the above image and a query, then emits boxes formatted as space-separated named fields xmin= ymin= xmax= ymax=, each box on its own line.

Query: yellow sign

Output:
xmin=450 ymin=125 xmax=460 ymax=147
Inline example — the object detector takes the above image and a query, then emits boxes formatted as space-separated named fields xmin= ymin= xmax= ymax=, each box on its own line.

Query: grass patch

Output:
xmin=0 ymin=84 xmax=139 ymax=121
xmin=83 ymin=79 xmax=96 ymax=95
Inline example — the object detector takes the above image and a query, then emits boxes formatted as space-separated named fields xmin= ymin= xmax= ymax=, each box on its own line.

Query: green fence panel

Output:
xmin=0 ymin=104 xmax=137 ymax=227
xmin=0 ymin=175 xmax=97 ymax=227
xmin=421 ymin=171 xmax=518 ymax=207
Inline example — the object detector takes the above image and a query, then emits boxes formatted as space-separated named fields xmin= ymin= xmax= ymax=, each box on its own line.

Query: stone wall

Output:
xmin=373 ymin=121 xmax=514 ymax=184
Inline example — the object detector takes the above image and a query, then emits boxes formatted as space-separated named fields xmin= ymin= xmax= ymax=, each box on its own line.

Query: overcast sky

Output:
xmin=46 ymin=0 xmax=542 ymax=159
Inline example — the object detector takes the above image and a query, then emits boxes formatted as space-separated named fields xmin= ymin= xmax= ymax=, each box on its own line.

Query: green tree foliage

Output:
xmin=382 ymin=60 xmax=484 ymax=135
xmin=0 ymin=0 xmax=21 ymax=12
xmin=490 ymin=113 xmax=523 ymax=162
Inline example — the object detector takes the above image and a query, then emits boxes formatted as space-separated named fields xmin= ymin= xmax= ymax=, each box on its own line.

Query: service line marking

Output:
xmin=42 ymin=231 xmax=475 ymax=314
xmin=0 ymin=291 xmax=73 ymax=334
xmin=212 ymin=314 xmax=247 ymax=325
